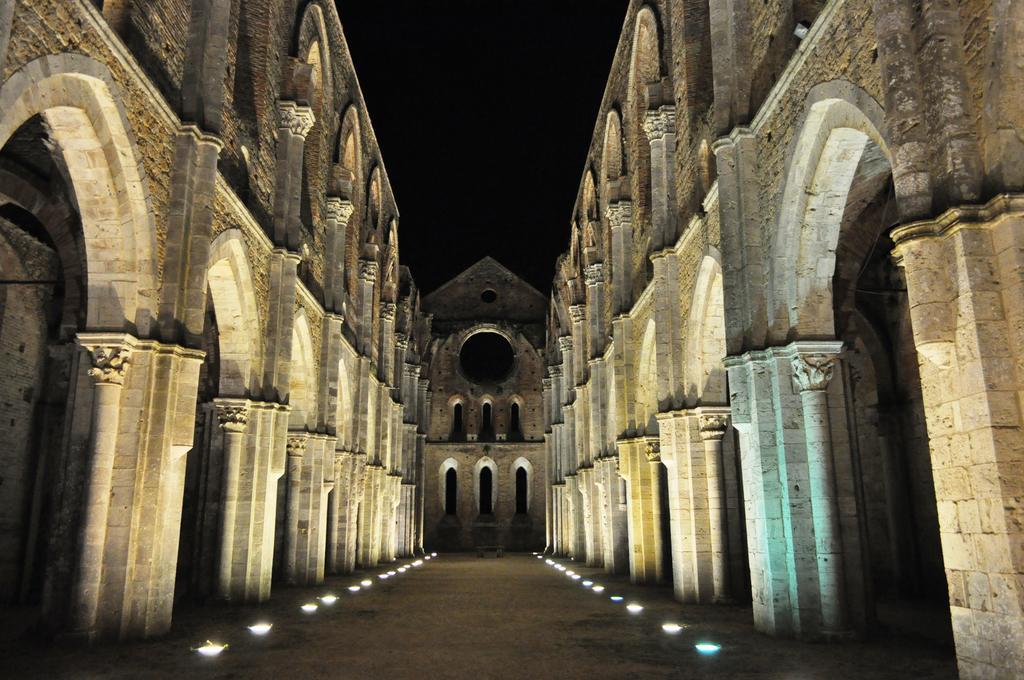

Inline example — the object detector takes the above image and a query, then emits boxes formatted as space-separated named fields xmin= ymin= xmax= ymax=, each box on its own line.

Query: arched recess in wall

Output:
xmin=296 ymin=3 xmax=334 ymax=236
xmin=770 ymin=84 xmax=947 ymax=602
xmin=508 ymin=396 xmax=524 ymax=441
xmin=479 ymin=396 xmax=495 ymax=441
xmin=625 ymin=6 xmax=664 ymax=281
xmin=206 ymin=230 xmax=261 ymax=397
xmin=683 ymin=252 xmax=727 ymax=406
xmin=0 ymin=54 xmax=158 ymax=333
xmin=510 ymin=457 xmax=533 ymax=514
xmin=635 ymin=318 xmax=658 ymax=434
xmin=334 ymin=355 xmax=353 ymax=449
xmin=770 ymin=91 xmax=891 ymax=341
xmin=337 ymin=105 xmax=363 ymax=298
xmin=474 ymin=457 xmax=498 ymax=516
xmin=448 ymin=395 xmax=465 ymax=442
xmin=438 ymin=458 xmax=458 ymax=514
xmin=289 ymin=310 xmax=317 ymax=430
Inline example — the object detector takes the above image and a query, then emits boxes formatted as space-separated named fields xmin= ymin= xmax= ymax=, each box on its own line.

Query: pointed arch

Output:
xmin=683 ymin=252 xmax=727 ymax=406
xmin=635 ymin=318 xmax=658 ymax=434
xmin=289 ymin=309 xmax=317 ymax=430
xmin=207 ymin=230 xmax=261 ymax=397
xmin=474 ymin=456 xmax=498 ymax=515
xmin=510 ymin=457 xmax=534 ymax=513
xmin=770 ymin=88 xmax=891 ymax=340
xmin=0 ymin=55 xmax=158 ymax=333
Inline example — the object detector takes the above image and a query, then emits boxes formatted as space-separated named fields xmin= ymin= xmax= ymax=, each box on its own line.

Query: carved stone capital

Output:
xmin=568 ymin=305 xmax=586 ymax=324
xmin=541 ymin=377 xmax=553 ymax=388
xmin=277 ymin=100 xmax=316 ymax=138
xmin=548 ymin=365 xmax=563 ymax=378
xmin=644 ymin=439 xmax=661 ymax=462
xmin=380 ymin=302 xmax=397 ymax=322
xmin=605 ymin=200 xmax=633 ymax=229
xmin=286 ymin=435 xmax=308 ymax=457
xmin=215 ymin=400 xmax=250 ymax=433
xmin=80 ymin=339 xmax=133 ymax=386
xmin=642 ymin=105 xmax=677 ymax=142
xmin=325 ymin=197 xmax=355 ymax=223
xmin=557 ymin=336 xmax=574 ymax=353
xmin=792 ymin=354 xmax=839 ymax=392
xmin=359 ymin=259 xmax=379 ymax=283
xmin=394 ymin=332 xmax=409 ymax=350
xmin=698 ymin=414 xmax=729 ymax=441
xmin=584 ymin=263 xmax=605 ymax=286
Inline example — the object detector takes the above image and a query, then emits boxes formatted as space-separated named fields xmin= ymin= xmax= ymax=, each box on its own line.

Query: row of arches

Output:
xmin=439 ymin=458 xmax=532 ymax=516
xmin=448 ymin=398 xmax=524 ymax=442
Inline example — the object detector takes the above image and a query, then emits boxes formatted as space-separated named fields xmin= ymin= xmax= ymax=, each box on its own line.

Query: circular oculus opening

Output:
xmin=459 ymin=331 xmax=515 ymax=383
xmin=480 ymin=289 xmax=497 ymax=303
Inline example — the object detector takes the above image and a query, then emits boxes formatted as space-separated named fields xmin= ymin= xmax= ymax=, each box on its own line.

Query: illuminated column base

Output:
xmin=617 ymin=436 xmax=667 ymax=585
xmin=577 ymin=466 xmax=603 ymax=567
xmin=595 ymin=454 xmax=629 ymax=575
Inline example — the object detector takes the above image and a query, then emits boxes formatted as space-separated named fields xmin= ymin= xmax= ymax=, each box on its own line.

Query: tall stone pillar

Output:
xmin=892 ymin=197 xmax=1024 ymax=678
xmin=607 ymin=201 xmax=634 ymax=315
xmin=70 ymin=337 xmax=133 ymax=639
xmin=699 ymin=412 xmax=733 ymax=603
xmin=595 ymin=453 xmax=629 ymax=574
xmin=273 ymin=101 xmax=315 ymax=250
xmin=650 ymin=249 xmax=683 ymax=409
xmin=357 ymin=260 xmax=378 ymax=357
xmin=618 ymin=436 xmax=665 ymax=584
xmin=725 ymin=342 xmax=867 ymax=640
xmin=214 ymin=399 xmax=249 ymax=600
xmin=324 ymin=197 xmax=355 ymax=311
xmin=791 ymin=347 xmax=849 ymax=636
xmin=642 ymin=105 xmax=678 ymax=250
xmin=584 ymin=263 xmax=607 ymax=357
xmin=283 ymin=434 xmax=307 ymax=585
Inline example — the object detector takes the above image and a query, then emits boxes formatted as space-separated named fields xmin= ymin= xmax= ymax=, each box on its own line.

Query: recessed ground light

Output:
xmin=424 ymin=556 xmax=431 ymax=560
xmin=195 ymin=641 xmax=228 ymax=657
xmin=320 ymin=594 xmax=338 ymax=605
xmin=610 ymin=596 xmax=624 ymax=602
xmin=566 ymin=570 xmax=576 ymax=576
xmin=248 ymin=623 xmax=273 ymax=635
xmin=570 ymin=574 xmax=581 ymax=581
xmin=398 ymin=567 xmax=407 ymax=573
xmin=582 ymin=580 xmax=593 ymax=587
xmin=592 ymin=586 xmax=605 ymax=593
xmin=662 ymin=623 xmax=684 ymax=634
xmin=388 ymin=570 xmax=397 ymax=576
xmin=360 ymin=580 xmax=372 ymax=587
xmin=347 ymin=585 xmax=361 ymax=592
xmin=413 ymin=560 xmax=423 ymax=566
xmin=379 ymin=574 xmax=390 ymax=580
xmin=626 ymin=603 xmax=644 ymax=614
xmin=301 ymin=603 xmax=318 ymax=613
xmin=545 ymin=559 xmax=554 ymax=565
xmin=695 ymin=642 xmax=721 ymax=654
xmin=431 ymin=552 xmax=437 ymax=557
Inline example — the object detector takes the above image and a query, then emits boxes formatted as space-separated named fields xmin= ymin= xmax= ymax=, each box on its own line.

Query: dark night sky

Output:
xmin=336 ymin=1 xmax=630 ymax=296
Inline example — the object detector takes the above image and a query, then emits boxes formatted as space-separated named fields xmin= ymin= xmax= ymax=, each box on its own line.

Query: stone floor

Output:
xmin=1 ymin=554 xmax=956 ymax=679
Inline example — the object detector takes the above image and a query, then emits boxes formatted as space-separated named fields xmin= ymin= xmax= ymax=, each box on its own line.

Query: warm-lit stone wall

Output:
xmin=543 ymin=1 xmax=1023 ymax=679
xmin=0 ymin=0 xmax=431 ymax=643
xmin=421 ymin=257 xmax=549 ymax=552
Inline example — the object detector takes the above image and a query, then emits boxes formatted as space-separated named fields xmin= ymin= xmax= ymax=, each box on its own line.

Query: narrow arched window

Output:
xmin=445 ymin=468 xmax=457 ymax=514
xmin=510 ymin=403 xmax=521 ymax=437
xmin=515 ymin=467 xmax=528 ymax=514
xmin=451 ymin=403 xmax=464 ymax=441
xmin=481 ymin=402 xmax=493 ymax=440
xmin=479 ymin=467 xmax=493 ymax=514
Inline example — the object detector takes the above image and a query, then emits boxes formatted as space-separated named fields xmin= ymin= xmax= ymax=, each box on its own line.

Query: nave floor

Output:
xmin=1 ymin=554 xmax=956 ymax=679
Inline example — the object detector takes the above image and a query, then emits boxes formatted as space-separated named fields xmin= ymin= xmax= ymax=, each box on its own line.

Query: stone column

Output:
xmin=214 ymin=399 xmax=249 ymax=600
xmin=892 ymin=197 xmax=1024 ymax=678
xmin=324 ymin=197 xmax=355 ymax=312
xmin=607 ymin=201 xmax=634 ymax=315
xmin=70 ymin=336 xmax=133 ymax=638
xmin=284 ymin=434 xmax=307 ymax=585
xmin=650 ymin=249 xmax=683 ymax=409
xmin=357 ymin=260 xmax=378 ymax=357
xmin=642 ymin=105 xmax=678 ymax=250
xmin=699 ymin=411 xmax=733 ymax=603
xmin=273 ymin=101 xmax=315 ymax=250
xmin=618 ymin=437 xmax=665 ymax=584
xmin=584 ymin=263 xmax=606 ymax=357
xmin=790 ymin=345 xmax=849 ymax=636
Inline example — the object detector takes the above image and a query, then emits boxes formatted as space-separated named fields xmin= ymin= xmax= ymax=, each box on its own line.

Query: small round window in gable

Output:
xmin=481 ymin=289 xmax=497 ymax=303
